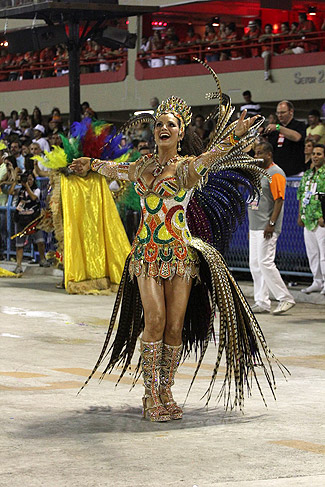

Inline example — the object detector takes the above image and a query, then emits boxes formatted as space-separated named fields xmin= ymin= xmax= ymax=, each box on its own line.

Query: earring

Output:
xmin=177 ymin=140 xmax=181 ymax=152
xmin=154 ymin=143 xmax=157 ymax=154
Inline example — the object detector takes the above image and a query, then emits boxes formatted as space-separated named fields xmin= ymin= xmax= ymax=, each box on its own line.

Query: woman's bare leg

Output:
xmin=137 ymin=275 xmax=166 ymax=342
xmin=137 ymin=275 xmax=171 ymax=421
xmin=164 ymin=275 xmax=193 ymax=345
xmin=159 ymin=275 xmax=192 ymax=420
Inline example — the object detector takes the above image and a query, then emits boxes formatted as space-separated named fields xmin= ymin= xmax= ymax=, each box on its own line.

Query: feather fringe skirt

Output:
xmin=81 ymin=237 xmax=286 ymax=410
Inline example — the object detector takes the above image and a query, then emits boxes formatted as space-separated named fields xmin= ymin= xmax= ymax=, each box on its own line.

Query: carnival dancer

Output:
xmin=71 ymin=60 xmax=285 ymax=421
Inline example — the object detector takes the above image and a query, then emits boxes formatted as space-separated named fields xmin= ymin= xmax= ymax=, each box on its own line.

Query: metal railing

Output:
xmin=0 ymin=176 xmax=312 ymax=276
xmin=225 ymin=178 xmax=311 ymax=276
xmin=137 ymin=30 xmax=325 ymax=66
xmin=0 ymin=52 xmax=127 ymax=80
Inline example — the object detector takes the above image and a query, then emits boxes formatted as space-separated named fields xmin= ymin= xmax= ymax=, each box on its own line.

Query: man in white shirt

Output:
xmin=32 ymin=124 xmax=50 ymax=153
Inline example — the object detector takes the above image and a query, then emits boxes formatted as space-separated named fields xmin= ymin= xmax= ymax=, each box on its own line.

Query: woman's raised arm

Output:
xmin=186 ymin=110 xmax=261 ymax=188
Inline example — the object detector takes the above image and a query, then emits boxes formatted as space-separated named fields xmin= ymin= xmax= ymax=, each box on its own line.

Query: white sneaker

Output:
xmin=251 ymin=304 xmax=270 ymax=314
xmin=301 ymin=283 xmax=322 ymax=294
xmin=320 ymin=287 xmax=325 ymax=295
xmin=273 ymin=301 xmax=295 ymax=314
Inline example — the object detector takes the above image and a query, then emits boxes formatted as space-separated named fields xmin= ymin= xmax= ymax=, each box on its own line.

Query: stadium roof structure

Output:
xmin=0 ymin=1 xmax=159 ymax=122
xmin=0 ymin=1 xmax=158 ymax=22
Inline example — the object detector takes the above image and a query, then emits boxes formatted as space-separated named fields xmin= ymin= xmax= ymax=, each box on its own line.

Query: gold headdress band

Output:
xmin=155 ymin=96 xmax=192 ymax=137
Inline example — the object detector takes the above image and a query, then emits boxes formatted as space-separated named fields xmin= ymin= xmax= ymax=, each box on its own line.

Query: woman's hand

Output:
xmin=235 ymin=109 xmax=261 ymax=137
xmin=70 ymin=157 xmax=91 ymax=176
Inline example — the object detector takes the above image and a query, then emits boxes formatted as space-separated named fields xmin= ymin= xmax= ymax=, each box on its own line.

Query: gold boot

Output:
xmin=140 ymin=339 xmax=171 ymax=422
xmin=159 ymin=343 xmax=183 ymax=420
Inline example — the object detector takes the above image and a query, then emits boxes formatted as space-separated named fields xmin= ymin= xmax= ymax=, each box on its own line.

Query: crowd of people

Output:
xmin=139 ymin=14 xmax=325 ymax=80
xmin=0 ymin=13 xmax=324 ymax=83
xmin=0 ymin=40 xmax=126 ymax=81
xmin=0 ymin=94 xmax=324 ymax=294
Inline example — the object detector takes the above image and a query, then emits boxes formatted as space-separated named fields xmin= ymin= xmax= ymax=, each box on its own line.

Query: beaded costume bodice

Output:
xmin=129 ymin=155 xmax=199 ymax=281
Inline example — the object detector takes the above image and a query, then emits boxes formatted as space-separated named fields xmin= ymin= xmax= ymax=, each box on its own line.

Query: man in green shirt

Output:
xmin=297 ymin=144 xmax=325 ymax=294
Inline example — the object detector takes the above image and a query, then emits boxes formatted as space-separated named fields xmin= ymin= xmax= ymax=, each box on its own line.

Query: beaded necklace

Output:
xmin=152 ymin=154 xmax=180 ymax=177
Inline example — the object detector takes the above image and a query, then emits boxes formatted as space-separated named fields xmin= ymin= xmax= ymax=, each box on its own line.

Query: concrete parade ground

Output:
xmin=0 ymin=265 xmax=325 ymax=487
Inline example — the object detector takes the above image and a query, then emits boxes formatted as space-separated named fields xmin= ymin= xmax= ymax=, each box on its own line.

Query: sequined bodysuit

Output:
xmin=129 ymin=156 xmax=199 ymax=281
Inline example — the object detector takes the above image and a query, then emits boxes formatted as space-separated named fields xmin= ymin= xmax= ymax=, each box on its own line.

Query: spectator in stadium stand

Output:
xmin=164 ymin=27 xmax=179 ymax=66
xmin=0 ymin=111 xmax=8 ymax=130
xmin=20 ymin=51 xmax=36 ymax=80
xmin=81 ymin=101 xmax=90 ymax=115
xmin=8 ymin=52 xmax=25 ymax=81
xmin=49 ymin=130 xmax=63 ymax=148
xmin=39 ymin=47 xmax=55 ymax=77
xmin=178 ymin=25 xmax=200 ymax=65
xmin=0 ymin=48 xmax=10 ymax=81
xmin=24 ymin=50 xmax=40 ymax=79
xmin=304 ymin=140 xmax=315 ymax=170
xmin=297 ymin=12 xmax=318 ymax=53
xmin=32 ymin=124 xmax=50 ymax=153
xmin=17 ymin=108 xmax=28 ymax=129
xmin=29 ymin=142 xmax=49 ymax=178
xmin=139 ymin=36 xmax=150 ymax=67
xmin=31 ymin=106 xmax=43 ymax=127
xmin=150 ymin=97 xmax=159 ymax=112
xmin=182 ymin=24 xmax=201 ymax=47
xmin=297 ymin=12 xmax=316 ymax=34
xmin=265 ymin=100 xmax=306 ymax=177
xmin=21 ymin=140 xmax=31 ymax=158
xmin=10 ymin=110 xmax=19 ymax=127
xmin=29 ymin=142 xmax=43 ymax=157
xmin=297 ymin=144 xmax=325 ymax=295
xmin=242 ymin=20 xmax=261 ymax=58
xmin=10 ymin=140 xmax=25 ymax=172
xmin=98 ymin=46 xmax=112 ymax=72
xmin=248 ymin=141 xmax=295 ymax=314
xmin=276 ymin=22 xmax=291 ymax=54
xmin=3 ymin=119 xmax=22 ymax=139
xmin=240 ymin=90 xmax=261 ymax=117
xmin=306 ymin=109 xmax=325 ymax=145
xmin=0 ymin=155 xmax=20 ymax=207
xmin=216 ymin=22 xmax=230 ymax=61
xmin=47 ymin=116 xmax=63 ymax=136
xmin=54 ymin=45 xmax=69 ymax=76
xmin=51 ymin=107 xmax=61 ymax=119
xmin=203 ymin=23 xmax=219 ymax=62
xmin=193 ymin=114 xmax=210 ymax=147
xmin=221 ymin=22 xmax=241 ymax=61
xmin=23 ymin=154 xmax=35 ymax=174
xmin=148 ymin=30 xmax=164 ymax=68
xmin=9 ymin=171 xmax=50 ymax=274
xmin=258 ymin=24 xmax=275 ymax=81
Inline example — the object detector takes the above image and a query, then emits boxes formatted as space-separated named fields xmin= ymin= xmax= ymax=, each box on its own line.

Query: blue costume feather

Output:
xmin=187 ymin=169 xmax=259 ymax=254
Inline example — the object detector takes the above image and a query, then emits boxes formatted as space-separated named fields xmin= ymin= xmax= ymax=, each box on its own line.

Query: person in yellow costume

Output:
xmin=60 ymin=169 xmax=130 ymax=293
xmin=31 ymin=122 xmax=131 ymax=294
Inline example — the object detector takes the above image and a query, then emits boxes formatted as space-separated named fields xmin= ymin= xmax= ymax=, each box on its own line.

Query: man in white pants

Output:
xmin=297 ymin=144 xmax=325 ymax=294
xmin=248 ymin=142 xmax=295 ymax=314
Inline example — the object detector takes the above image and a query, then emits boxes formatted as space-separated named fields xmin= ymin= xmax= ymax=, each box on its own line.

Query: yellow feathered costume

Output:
xmin=34 ymin=133 xmax=130 ymax=294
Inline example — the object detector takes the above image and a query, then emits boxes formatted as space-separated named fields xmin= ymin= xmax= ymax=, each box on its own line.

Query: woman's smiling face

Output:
xmin=154 ymin=113 xmax=181 ymax=151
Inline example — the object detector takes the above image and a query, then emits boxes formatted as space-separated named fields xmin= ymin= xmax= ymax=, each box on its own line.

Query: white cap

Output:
xmin=34 ymin=124 xmax=45 ymax=134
